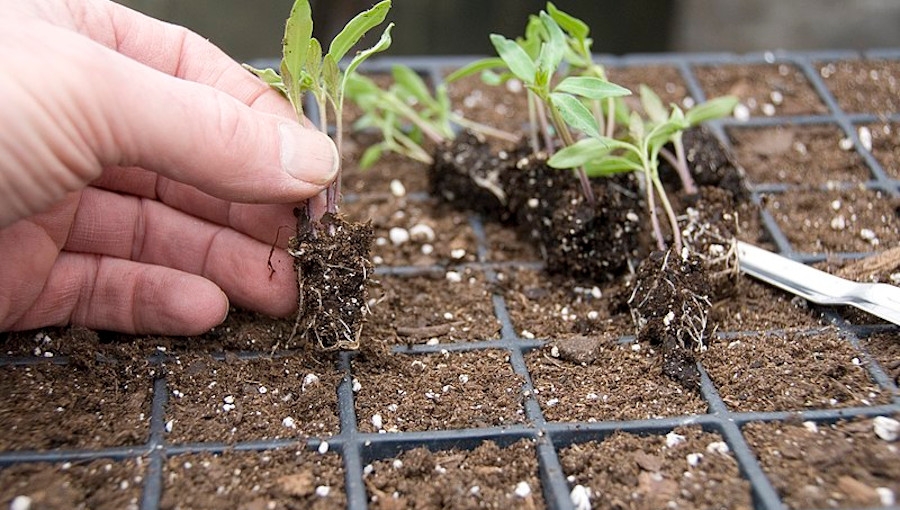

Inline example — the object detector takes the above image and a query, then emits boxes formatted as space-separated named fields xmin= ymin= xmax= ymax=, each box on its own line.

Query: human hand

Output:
xmin=0 ymin=0 xmax=337 ymax=335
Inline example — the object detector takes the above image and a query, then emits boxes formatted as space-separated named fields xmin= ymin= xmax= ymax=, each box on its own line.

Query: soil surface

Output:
xmin=560 ymin=426 xmax=753 ymax=510
xmin=695 ymin=62 xmax=828 ymax=117
xmin=364 ymin=439 xmax=543 ymax=509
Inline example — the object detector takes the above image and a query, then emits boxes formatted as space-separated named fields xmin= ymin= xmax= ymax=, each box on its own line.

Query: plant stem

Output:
xmin=548 ymin=103 xmax=595 ymax=205
xmin=527 ymin=93 xmax=540 ymax=152
xmin=533 ymin=95 xmax=555 ymax=155
xmin=659 ymin=143 xmax=697 ymax=195
xmin=652 ymin=172 xmax=683 ymax=253
xmin=645 ymin=174 xmax=666 ymax=252
xmin=451 ymin=116 xmax=520 ymax=144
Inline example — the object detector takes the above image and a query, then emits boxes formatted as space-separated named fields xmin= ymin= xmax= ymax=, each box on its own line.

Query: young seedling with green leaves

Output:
xmin=547 ymin=86 xmax=738 ymax=253
xmin=453 ymin=9 xmax=631 ymax=204
xmin=245 ymin=0 xmax=394 ymax=350
xmin=345 ymin=64 xmax=518 ymax=169
xmin=246 ymin=0 xmax=394 ymax=220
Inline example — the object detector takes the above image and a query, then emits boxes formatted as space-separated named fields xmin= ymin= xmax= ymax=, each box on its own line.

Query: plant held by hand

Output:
xmin=246 ymin=0 xmax=393 ymax=350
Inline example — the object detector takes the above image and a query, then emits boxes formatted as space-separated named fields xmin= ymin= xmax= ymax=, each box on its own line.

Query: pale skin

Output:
xmin=0 ymin=0 xmax=338 ymax=335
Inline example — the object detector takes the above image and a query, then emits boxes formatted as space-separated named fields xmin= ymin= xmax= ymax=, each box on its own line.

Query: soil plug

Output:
xmin=245 ymin=0 xmax=393 ymax=349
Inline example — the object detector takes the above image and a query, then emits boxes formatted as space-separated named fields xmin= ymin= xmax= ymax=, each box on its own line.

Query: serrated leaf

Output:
xmin=556 ymin=76 xmax=631 ymax=100
xmin=639 ymin=84 xmax=667 ymax=124
xmin=519 ymin=15 xmax=544 ymax=59
xmin=489 ymin=34 xmax=536 ymax=84
xmin=327 ymin=0 xmax=391 ymax=62
xmin=550 ymin=92 xmax=600 ymax=139
xmin=547 ymin=137 xmax=611 ymax=168
xmin=546 ymin=2 xmax=590 ymax=41
xmin=445 ymin=57 xmax=506 ymax=83
xmin=242 ymin=64 xmax=287 ymax=96
xmin=686 ymin=96 xmax=739 ymax=126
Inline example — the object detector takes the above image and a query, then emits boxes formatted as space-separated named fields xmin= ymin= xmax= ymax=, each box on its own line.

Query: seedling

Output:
xmin=449 ymin=7 xmax=631 ymax=204
xmin=245 ymin=0 xmax=394 ymax=350
xmin=345 ymin=65 xmax=517 ymax=168
xmin=246 ymin=0 xmax=394 ymax=219
xmin=547 ymin=86 xmax=738 ymax=252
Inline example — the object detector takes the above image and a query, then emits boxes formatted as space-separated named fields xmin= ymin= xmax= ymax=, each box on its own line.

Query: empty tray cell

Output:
xmin=695 ymin=63 xmax=828 ymax=117
xmin=859 ymin=122 xmax=900 ymax=179
xmin=353 ymin=349 xmax=525 ymax=432
xmin=608 ymin=65 xmax=692 ymax=113
xmin=703 ymin=329 xmax=890 ymax=412
xmin=819 ymin=59 xmax=900 ymax=115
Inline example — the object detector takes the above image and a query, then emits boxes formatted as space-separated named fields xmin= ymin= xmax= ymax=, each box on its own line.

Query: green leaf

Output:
xmin=327 ymin=0 xmax=391 ymax=62
xmin=537 ymin=11 xmax=565 ymax=76
xmin=556 ymin=76 xmax=631 ymax=100
xmin=282 ymin=0 xmax=313 ymax=85
xmin=445 ymin=57 xmax=506 ymax=83
xmin=322 ymin=54 xmax=341 ymax=98
xmin=480 ymin=70 xmax=505 ymax=86
xmin=359 ymin=143 xmax=386 ymax=169
xmin=628 ymin=110 xmax=644 ymax=142
xmin=639 ymin=84 xmax=667 ymax=124
xmin=550 ymin=92 xmax=599 ymax=138
xmin=546 ymin=2 xmax=589 ymax=41
xmin=547 ymin=137 xmax=611 ymax=168
xmin=518 ymin=15 xmax=544 ymax=59
xmin=686 ymin=96 xmax=739 ymax=126
xmin=392 ymin=64 xmax=434 ymax=108
xmin=646 ymin=117 xmax=689 ymax=154
xmin=489 ymin=34 xmax=536 ymax=84
xmin=305 ymin=37 xmax=323 ymax=82
xmin=584 ymin=155 xmax=643 ymax=177
xmin=344 ymin=23 xmax=394 ymax=81
xmin=242 ymin=64 xmax=287 ymax=96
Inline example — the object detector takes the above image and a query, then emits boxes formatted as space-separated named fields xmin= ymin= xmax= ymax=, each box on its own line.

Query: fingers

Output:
xmin=65 ymin=187 xmax=299 ymax=317
xmin=9 ymin=253 xmax=230 ymax=336
xmin=81 ymin=0 xmax=298 ymax=119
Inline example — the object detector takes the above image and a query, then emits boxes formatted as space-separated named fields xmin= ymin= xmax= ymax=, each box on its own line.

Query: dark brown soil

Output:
xmin=744 ymin=417 xmax=900 ymax=509
xmin=763 ymin=188 xmax=900 ymax=253
xmin=695 ymin=62 xmax=829 ymax=117
xmin=728 ymin=124 xmax=871 ymax=186
xmin=0 ymin=458 xmax=144 ymax=509
xmin=608 ymin=65 xmax=691 ymax=113
xmin=819 ymin=59 xmax=900 ymax=115
xmin=366 ymin=268 xmax=501 ymax=345
xmin=364 ymin=439 xmax=543 ymax=509
xmin=161 ymin=448 xmax=345 ymax=509
xmin=859 ymin=330 xmax=900 ymax=389
xmin=703 ymin=329 xmax=891 ymax=412
xmin=560 ymin=427 xmax=753 ymax=510
xmin=863 ymin=121 xmax=900 ymax=179
xmin=352 ymin=347 xmax=525 ymax=433
xmin=526 ymin=342 xmax=708 ymax=421
xmin=163 ymin=353 xmax=341 ymax=444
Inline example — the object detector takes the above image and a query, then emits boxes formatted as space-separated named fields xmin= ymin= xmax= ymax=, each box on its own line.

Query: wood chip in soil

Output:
xmin=162 ymin=448 xmax=345 ymax=510
xmin=695 ymin=62 xmax=828 ymax=117
xmin=364 ymin=439 xmax=543 ymax=510
xmin=703 ymin=329 xmax=890 ymax=412
xmin=729 ymin=124 xmax=870 ymax=186
xmin=343 ymin=196 xmax=478 ymax=267
xmin=526 ymin=343 xmax=707 ymax=422
xmin=744 ymin=418 xmax=900 ymax=509
xmin=163 ymin=354 xmax=340 ymax=444
xmin=764 ymin=188 xmax=900 ymax=254
xmin=352 ymin=348 xmax=524 ymax=433
xmin=367 ymin=268 xmax=500 ymax=345
xmin=560 ymin=426 xmax=752 ymax=510
xmin=0 ymin=360 xmax=152 ymax=451
xmin=818 ymin=59 xmax=900 ymax=115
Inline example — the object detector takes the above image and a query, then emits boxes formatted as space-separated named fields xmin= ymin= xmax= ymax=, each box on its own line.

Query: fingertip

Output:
xmin=137 ymin=272 xmax=229 ymax=335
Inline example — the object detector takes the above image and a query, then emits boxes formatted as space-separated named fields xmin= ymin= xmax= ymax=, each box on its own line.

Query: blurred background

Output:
xmin=115 ymin=0 xmax=900 ymax=62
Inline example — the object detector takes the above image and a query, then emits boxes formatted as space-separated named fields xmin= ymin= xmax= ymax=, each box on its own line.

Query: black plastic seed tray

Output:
xmin=2 ymin=50 xmax=899 ymax=510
